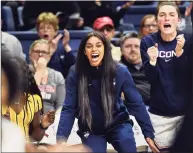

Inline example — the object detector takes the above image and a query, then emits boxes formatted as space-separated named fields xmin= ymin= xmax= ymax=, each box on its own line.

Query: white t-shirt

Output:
xmin=2 ymin=118 xmax=25 ymax=152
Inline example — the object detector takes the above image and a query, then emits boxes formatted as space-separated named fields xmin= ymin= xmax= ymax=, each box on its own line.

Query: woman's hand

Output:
xmin=41 ymin=110 xmax=56 ymax=129
xmin=62 ymin=29 xmax=72 ymax=52
xmin=146 ymin=137 xmax=160 ymax=153
xmin=50 ymin=34 xmax=63 ymax=55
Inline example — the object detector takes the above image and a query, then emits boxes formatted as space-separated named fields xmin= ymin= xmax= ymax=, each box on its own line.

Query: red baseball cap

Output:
xmin=93 ymin=16 xmax=114 ymax=30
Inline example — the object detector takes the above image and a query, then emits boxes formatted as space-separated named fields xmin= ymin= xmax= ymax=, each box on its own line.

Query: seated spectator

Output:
xmin=1 ymin=31 xmax=26 ymax=60
xmin=93 ymin=16 xmax=121 ymax=61
xmin=30 ymin=39 xmax=65 ymax=113
xmin=29 ymin=39 xmax=65 ymax=144
xmin=2 ymin=57 xmax=55 ymax=143
xmin=36 ymin=12 xmax=76 ymax=78
xmin=120 ymin=32 xmax=150 ymax=105
xmin=139 ymin=14 xmax=158 ymax=38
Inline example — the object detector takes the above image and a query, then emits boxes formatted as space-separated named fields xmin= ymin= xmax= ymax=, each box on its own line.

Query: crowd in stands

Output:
xmin=1 ymin=0 xmax=193 ymax=152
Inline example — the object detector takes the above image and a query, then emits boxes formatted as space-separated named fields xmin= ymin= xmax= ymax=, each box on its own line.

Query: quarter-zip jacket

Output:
xmin=57 ymin=63 xmax=154 ymax=140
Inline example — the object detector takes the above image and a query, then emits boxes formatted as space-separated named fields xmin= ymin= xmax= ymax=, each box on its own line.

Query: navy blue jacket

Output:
xmin=140 ymin=31 xmax=192 ymax=116
xmin=47 ymin=41 xmax=76 ymax=78
xmin=57 ymin=63 xmax=154 ymax=140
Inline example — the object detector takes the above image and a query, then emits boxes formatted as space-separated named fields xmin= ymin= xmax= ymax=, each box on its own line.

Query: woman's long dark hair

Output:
xmin=1 ymin=48 xmax=20 ymax=104
xmin=76 ymin=31 xmax=116 ymax=130
xmin=11 ymin=57 xmax=44 ymax=114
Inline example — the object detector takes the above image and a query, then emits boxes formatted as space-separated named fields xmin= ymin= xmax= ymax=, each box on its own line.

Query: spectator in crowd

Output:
xmin=2 ymin=50 xmax=26 ymax=152
xmin=139 ymin=14 xmax=158 ymax=38
xmin=1 ymin=31 xmax=26 ymax=60
xmin=29 ymin=39 xmax=65 ymax=144
xmin=93 ymin=16 xmax=121 ymax=61
xmin=140 ymin=2 xmax=192 ymax=151
xmin=36 ymin=12 xmax=76 ymax=78
xmin=22 ymin=1 xmax=81 ymax=30
xmin=57 ymin=31 xmax=158 ymax=153
xmin=120 ymin=32 xmax=150 ymax=106
xmin=78 ymin=1 xmax=135 ymax=29
xmin=2 ymin=57 xmax=55 ymax=143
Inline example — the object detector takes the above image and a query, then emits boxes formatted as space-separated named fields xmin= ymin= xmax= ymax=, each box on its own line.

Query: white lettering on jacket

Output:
xmin=158 ymin=50 xmax=176 ymax=62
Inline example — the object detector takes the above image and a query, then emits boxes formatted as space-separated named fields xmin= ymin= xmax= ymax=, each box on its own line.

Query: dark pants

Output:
xmin=78 ymin=122 xmax=136 ymax=153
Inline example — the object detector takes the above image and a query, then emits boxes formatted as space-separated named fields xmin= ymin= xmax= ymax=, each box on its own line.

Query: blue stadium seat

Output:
xmin=2 ymin=6 xmax=15 ymax=31
xmin=123 ymin=6 xmax=157 ymax=31
xmin=17 ymin=6 xmax=24 ymax=27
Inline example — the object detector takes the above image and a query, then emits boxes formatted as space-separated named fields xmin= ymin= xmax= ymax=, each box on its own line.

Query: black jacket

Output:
xmin=121 ymin=56 xmax=150 ymax=105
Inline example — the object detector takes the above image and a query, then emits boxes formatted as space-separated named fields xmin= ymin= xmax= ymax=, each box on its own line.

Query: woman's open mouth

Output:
xmin=91 ymin=53 xmax=100 ymax=62
xmin=164 ymin=24 xmax=171 ymax=30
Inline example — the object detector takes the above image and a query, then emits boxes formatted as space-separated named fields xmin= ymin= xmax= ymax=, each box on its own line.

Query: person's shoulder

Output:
xmin=66 ymin=65 xmax=78 ymax=80
xmin=141 ymin=32 xmax=159 ymax=48
xmin=2 ymin=32 xmax=19 ymax=42
xmin=142 ymin=32 xmax=159 ymax=42
xmin=69 ymin=65 xmax=77 ymax=74
xmin=28 ymin=93 xmax=42 ymax=102
xmin=115 ymin=63 xmax=132 ymax=81
xmin=116 ymin=62 xmax=128 ymax=73
xmin=28 ymin=94 xmax=43 ymax=111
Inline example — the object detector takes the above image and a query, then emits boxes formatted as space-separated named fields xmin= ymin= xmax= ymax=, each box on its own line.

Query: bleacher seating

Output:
xmin=8 ymin=30 xmax=137 ymax=62
xmin=2 ymin=6 xmax=15 ymax=31
xmin=3 ymin=2 xmax=188 ymax=32
xmin=17 ymin=6 xmax=24 ymax=27
xmin=8 ymin=30 xmax=92 ymax=62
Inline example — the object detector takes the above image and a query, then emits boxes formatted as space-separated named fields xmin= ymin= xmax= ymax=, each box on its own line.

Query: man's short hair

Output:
xmin=36 ymin=12 xmax=59 ymax=31
xmin=120 ymin=32 xmax=139 ymax=47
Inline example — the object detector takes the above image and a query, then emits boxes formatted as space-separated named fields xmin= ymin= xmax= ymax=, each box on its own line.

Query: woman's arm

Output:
xmin=140 ymin=38 xmax=159 ymax=84
xmin=30 ymin=109 xmax=55 ymax=141
xmin=56 ymin=67 xmax=78 ymax=142
xmin=30 ymin=110 xmax=46 ymax=141
xmin=55 ymin=72 xmax=66 ymax=110
xmin=122 ymin=66 xmax=159 ymax=152
xmin=122 ymin=66 xmax=154 ymax=138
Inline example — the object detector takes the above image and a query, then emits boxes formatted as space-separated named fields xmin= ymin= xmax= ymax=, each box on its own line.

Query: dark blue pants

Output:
xmin=79 ymin=122 xmax=136 ymax=153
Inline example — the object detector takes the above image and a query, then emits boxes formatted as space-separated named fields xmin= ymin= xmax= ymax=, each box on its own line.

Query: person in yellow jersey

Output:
xmin=1 ymin=47 xmax=90 ymax=152
xmin=2 ymin=56 xmax=55 ymax=143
